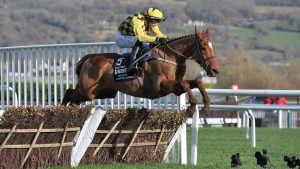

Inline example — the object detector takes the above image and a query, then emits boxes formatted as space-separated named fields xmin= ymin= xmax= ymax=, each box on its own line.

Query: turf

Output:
xmin=229 ymin=27 xmax=256 ymax=44
xmin=229 ymin=26 xmax=300 ymax=53
xmin=255 ymin=6 xmax=300 ymax=15
xmin=263 ymin=30 xmax=300 ymax=49
xmin=47 ymin=127 xmax=300 ymax=169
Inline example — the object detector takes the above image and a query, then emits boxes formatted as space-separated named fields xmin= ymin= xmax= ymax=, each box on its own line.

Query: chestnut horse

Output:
xmin=62 ymin=28 xmax=220 ymax=115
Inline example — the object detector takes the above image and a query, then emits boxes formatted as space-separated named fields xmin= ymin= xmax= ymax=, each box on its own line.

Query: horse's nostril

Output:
xmin=213 ymin=69 xmax=219 ymax=75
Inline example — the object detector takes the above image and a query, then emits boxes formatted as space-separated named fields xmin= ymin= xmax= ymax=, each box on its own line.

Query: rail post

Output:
xmin=191 ymin=106 xmax=199 ymax=165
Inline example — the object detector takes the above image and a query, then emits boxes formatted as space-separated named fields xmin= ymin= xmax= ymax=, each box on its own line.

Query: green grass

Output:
xmin=257 ymin=20 xmax=281 ymax=29
xmin=48 ymin=127 xmax=300 ymax=169
xmin=264 ymin=30 xmax=300 ymax=49
xmin=49 ymin=163 xmax=199 ymax=169
xmin=247 ymin=49 xmax=283 ymax=60
xmin=229 ymin=26 xmax=300 ymax=52
xmin=197 ymin=128 xmax=300 ymax=168
xmin=247 ymin=49 xmax=278 ymax=56
xmin=229 ymin=27 xmax=256 ymax=44
xmin=255 ymin=6 xmax=300 ymax=15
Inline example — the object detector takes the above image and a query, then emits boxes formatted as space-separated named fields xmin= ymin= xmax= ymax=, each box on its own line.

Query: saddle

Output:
xmin=114 ymin=47 xmax=154 ymax=81
xmin=135 ymin=47 xmax=153 ymax=66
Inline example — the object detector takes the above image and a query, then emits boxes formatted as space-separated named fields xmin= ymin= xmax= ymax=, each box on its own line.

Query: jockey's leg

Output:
xmin=129 ymin=41 xmax=140 ymax=64
xmin=142 ymin=42 xmax=152 ymax=59
xmin=115 ymin=32 xmax=140 ymax=73
xmin=128 ymin=41 xmax=142 ymax=73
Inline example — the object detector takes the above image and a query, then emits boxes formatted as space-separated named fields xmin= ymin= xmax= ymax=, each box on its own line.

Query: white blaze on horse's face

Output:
xmin=208 ymin=41 xmax=214 ymax=55
xmin=208 ymin=41 xmax=213 ymax=49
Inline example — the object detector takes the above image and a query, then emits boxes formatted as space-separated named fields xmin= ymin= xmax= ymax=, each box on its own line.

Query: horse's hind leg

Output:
xmin=62 ymin=88 xmax=87 ymax=105
xmin=62 ymin=89 xmax=74 ymax=105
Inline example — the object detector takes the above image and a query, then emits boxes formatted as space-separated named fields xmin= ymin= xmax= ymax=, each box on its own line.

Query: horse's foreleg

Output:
xmin=194 ymin=80 xmax=210 ymax=113
xmin=160 ymin=80 xmax=196 ymax=116
xmin=179 ymin=81 xmax=197 ymax=117
xmin=180 ymin=81 xmax=197 ymax=106
xmin=160 ymin=79 xmax=196 ymax=104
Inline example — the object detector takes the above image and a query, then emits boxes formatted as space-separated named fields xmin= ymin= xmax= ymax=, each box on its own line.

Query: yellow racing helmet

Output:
xmin=144 ymin=7 xmax=166 ymax=21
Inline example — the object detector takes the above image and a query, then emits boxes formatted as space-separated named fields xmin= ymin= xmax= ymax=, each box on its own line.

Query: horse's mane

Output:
xmin=169 ymin=34 xmax=194 ymax=42
xmin=157 ymin=34 xmax=194 ymax=48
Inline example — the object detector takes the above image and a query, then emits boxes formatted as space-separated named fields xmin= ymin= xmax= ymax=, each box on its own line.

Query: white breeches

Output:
xmin=115 ymin=32 xmax=137 ymax=48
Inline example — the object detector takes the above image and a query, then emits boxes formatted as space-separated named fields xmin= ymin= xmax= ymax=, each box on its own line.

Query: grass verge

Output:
xmin=48 ymin=127 xmax=300 ymax=169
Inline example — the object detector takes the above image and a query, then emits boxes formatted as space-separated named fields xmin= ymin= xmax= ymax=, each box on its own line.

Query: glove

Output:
xmin=156 ymin=37 xmax=168 ymax=44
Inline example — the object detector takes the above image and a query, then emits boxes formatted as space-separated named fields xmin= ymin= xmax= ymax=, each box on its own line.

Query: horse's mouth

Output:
xmin=207 ymin=68 xmax=219 ymax=77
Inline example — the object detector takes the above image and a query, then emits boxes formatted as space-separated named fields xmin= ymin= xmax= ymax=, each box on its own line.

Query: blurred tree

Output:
xmin=286 ymin=58 xmax=300 ymax=88
xmin=216 ymin=49 xmax=293 ymax=89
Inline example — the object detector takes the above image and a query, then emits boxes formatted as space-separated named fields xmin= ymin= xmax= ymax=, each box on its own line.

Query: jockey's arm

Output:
xmin=150 ymin=25 xmax=168 ymax=38
xmin=132 ymin=16 xmax=157 ymax=43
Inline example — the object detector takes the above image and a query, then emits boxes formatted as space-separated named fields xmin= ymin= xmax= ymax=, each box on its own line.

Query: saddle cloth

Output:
xmin=114 ymin=48 xmax=153 ymax=82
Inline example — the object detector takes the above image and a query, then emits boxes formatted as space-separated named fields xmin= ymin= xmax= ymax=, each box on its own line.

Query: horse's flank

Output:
xmin=75 ymin=53 xmax=119 ymax=78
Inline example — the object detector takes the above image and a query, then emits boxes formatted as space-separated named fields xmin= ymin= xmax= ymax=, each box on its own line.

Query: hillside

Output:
xmin=0 ymin=0 xmax=299 ymax=89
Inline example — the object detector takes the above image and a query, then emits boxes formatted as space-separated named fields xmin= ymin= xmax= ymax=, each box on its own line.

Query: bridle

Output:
xmin=161 ymin=34 xmax=215 ymax=71
xmin=193 ymin=34 xmax=216 ymax=71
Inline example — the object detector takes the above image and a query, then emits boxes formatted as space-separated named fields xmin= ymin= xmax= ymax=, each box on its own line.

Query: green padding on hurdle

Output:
xmin=197 ymin=124 xmax=223 ymax=128
xmin=211 ymin=124 xmax=223 ymax=128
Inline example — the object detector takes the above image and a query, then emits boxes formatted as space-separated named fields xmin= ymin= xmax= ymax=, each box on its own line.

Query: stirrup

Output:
xmin=127 ymin=63 xmax=141 ymax=75
xmin=127 ymin=67 xmax=135 ymax=76
xmin=127 ymin=63 xmax=134 ymax=74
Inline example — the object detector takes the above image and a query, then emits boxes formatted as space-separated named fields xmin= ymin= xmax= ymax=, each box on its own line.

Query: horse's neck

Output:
xmin=154 ymin=36 xmax=195 ymax=80
xmin=159 ymin=35 xmax=195 ymax=63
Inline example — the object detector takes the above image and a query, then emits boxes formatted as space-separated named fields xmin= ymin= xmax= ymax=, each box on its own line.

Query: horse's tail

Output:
xmin=75 ymin=54 xmax=93 ymax=78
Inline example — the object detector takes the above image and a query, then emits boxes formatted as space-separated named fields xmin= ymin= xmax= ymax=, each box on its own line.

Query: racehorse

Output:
xmin=62 ymin=28 xmax=220 ymax=116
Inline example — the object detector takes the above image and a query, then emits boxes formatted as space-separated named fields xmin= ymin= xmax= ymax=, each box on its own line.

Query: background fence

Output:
xmin=0 ymin=42 xmax=182 ymax=110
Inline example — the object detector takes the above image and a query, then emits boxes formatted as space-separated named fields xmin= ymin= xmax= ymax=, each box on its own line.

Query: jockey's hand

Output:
xmin=156 ymin=37 xmax=168 ymax=44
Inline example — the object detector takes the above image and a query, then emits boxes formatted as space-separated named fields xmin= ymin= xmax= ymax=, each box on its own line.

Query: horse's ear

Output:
xmin=206 ymin=28 xmax=211 ymax=37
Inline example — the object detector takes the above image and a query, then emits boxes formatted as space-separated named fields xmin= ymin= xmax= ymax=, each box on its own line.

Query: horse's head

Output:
xmin=191 ymin=27 xmax=220 ymax=77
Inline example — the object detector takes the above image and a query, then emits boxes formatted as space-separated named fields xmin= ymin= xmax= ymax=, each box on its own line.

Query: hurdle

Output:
xmin=0 ymin=106 xmax=188 ymax=168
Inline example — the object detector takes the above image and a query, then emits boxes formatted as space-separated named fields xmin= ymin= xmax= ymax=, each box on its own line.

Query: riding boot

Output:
xmin=127 ymin=41 xmax=141 ymax=74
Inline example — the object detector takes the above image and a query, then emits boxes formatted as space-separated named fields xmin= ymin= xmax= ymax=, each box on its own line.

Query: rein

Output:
xmin=132 ymin=34 xmax=214 ymax=69
xmin=164 ymin=43 xmax=187 ymax=58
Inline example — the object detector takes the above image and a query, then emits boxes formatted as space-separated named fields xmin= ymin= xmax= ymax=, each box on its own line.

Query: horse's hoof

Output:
xmin=186 ymin=110 xmax=193 ymax=117
xmin=200 ymin=107 xmax=209 ymax=117
xmin=186 ymin=106 xmax=196 ymax=117
xmin=62 ymin=89 xmax=75 ymax=106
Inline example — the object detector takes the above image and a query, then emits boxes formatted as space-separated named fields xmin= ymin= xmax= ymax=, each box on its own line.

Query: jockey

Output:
xmin=115 ymin=7 xmax=169 ymax=73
